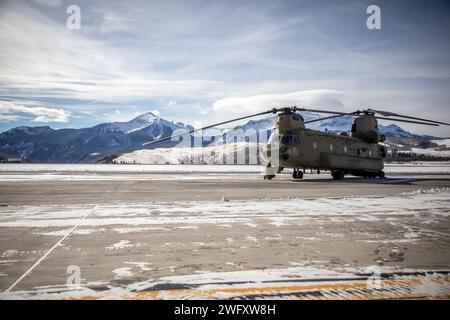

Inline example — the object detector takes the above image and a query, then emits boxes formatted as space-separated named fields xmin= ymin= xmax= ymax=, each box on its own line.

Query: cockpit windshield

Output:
xmin=280 ymin=135 xmax=293 ymax=145
xmin=280 ymin=134 xmax=298 ymax=145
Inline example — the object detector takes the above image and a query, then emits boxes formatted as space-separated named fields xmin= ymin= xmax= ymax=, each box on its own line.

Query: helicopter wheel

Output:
xmin=292 ymin=169 xmax=304 ymax=179
xmin=378 ymin=171 xmax=385 ymax=179
xmin=332 ymin=170 xmax=345 ymax=180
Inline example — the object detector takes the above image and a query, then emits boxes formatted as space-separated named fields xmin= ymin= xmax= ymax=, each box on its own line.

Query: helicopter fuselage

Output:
xmin=276 ymin=128 xmax=386 ymax=177
xmin=264 ymin=111 xmax=387 ymax=179
xmin=142 ymin=105 xmax=445 ymax=180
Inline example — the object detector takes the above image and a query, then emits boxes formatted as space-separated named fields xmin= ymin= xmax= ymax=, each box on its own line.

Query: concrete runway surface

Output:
xmin=0 ymin=164 xmax=449 ymax=299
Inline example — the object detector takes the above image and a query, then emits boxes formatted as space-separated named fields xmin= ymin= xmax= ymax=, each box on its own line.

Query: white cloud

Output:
xmin=0 ymin=101 xmax=71 ymax=123
xmin=0 ymin=2 xmax=224 ymax=103
xmin=0 ymin=114 xmax=22 ymax=121
xmin=0 ymin=1 xmax=448 ymax=137
xmin=32 ymin=0 xmax=62 ymax=7
xmin=212 ymin=90 xmax=346 ymax=115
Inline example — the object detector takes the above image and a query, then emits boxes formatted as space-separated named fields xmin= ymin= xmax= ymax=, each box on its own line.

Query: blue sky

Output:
xmin=0 ymin=0 xmax=449 ymax=136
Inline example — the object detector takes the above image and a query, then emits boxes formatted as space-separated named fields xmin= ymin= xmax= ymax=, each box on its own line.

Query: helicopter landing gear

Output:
xmin=264 ymin=163 xmax=276 ymax=180
xmin=292 ymin=169 xmax=303 ymax=179
xmin=378 ymin=171 xmax=385 ymax=178
xmin=331 ymin=170 xmax=345 ymax=180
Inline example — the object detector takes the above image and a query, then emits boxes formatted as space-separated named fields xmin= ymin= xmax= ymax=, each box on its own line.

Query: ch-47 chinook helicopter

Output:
xmin=143 ymin=107 xmax=449 ymax=180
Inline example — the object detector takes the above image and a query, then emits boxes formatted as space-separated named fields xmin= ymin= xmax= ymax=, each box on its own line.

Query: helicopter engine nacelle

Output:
xmin=351 ymin=114 xmax=384 ymax=143
xmin=365 ymin=130 xmax=379 ymax=143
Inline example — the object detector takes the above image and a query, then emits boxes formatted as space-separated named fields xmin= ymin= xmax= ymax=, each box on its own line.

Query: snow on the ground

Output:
xmin=432 ymin=138 xmax=450 ymax=147
xmin=392 ymin=139 xmax=450 ymax=157
xmin=115 ymin=142 xmax=265 ymax=165
xmin=0 ymin=162 xmax=450 ymax=178
xmin=385 ymin=162 xmax=450 ymax=174
xmin=0 ymin=173 xmax=264 ymax=181
xmin=0 ymin=163 xmax=264 ymax=174
xmin=406 ymin=148 xmax=450 ymax=157
xmin=105 ymin=240 xmax=133 ymax=250
xmin=0 ymin=188 xmax=448 ymax=228
xmin=1 ymin=265 xmax=448 ymax=299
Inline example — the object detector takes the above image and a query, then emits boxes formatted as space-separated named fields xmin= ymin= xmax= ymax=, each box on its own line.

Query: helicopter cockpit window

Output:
xmin=280 ymin=135 xmax=293 ymax=145
xmin=280 ymin=135 xmax=299 ymax=145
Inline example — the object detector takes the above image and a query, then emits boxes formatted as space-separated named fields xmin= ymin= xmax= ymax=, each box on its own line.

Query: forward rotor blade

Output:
xmin=297 ymin=107 xmax=350 ymax=116
xmin=142 ymin=109 xmax=275 ymax=146
xmin=375 ymin=116 xmax=439 ymax=126
xmin=369 ymin=109 xmax=449 ymax=126
xmin=304 ymin=113 xmax=350 ymax=124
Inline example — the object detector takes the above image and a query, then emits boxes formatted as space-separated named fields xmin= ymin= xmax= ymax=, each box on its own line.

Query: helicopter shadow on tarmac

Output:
xmin=289 ymin=177 xmax=417 ymax=185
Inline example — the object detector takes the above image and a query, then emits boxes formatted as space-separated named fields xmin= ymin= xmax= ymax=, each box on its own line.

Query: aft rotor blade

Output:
xmin=142 ymin=109 xmax=275 ymax=146
xmin=304 ymin=113 xmax=350 ymax=124
xmin=375 ymin=116 xmax=439 ymax=126
xmin=369 ymin=109 xmax=449 ymax=126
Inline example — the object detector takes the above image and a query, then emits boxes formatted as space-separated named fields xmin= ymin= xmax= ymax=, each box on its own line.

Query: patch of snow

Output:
xmin=1 ymin=189 xmax=449 ymax=228
xmin=1 ymin=266 xmax=449 ymax=300
xmin=113 ymin=227 xmax=168 ymax=234
xmin=114 ymin=142 xmax=265 ymax=165
xmin=37 ymin=228 xmax=101 ymax=236
xmin=1 ymin=250 xmax=18 ymax=258
xmin=105 ymin=240 xmax=133 ymax=250
xmin=244 ymin=222 xmax=258 ymax=228
xmin=431 ymin=138 xmax=450 ymax=147
xmin=0 ymin=164 xmax=265 ymax=174
xmin=245 ymin=236 xmax=258 ymax=242
xmin=112 ymin=267 xmax=133 ymax=278
xmin=124 ymin=262 xmax=152 ymax=271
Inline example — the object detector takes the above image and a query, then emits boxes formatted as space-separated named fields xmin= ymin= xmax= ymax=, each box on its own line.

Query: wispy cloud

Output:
xmin=0 ymin=101 xmax=71 ymax=123
xmin=213 ymin=90 xmax=345 ymax=115
xmin=0 ymin=0 xmax=449 ymax=136
xmin=0 ymin=1 xmax=222 ymax=103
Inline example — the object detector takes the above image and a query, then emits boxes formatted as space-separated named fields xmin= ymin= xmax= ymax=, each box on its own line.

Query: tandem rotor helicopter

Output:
xmin=143 ymin=107 xmax=449 ymax=180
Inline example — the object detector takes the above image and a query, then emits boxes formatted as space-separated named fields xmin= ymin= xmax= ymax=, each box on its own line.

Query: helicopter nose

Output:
xmin=279 ymin=145 xmax=290 ymax=160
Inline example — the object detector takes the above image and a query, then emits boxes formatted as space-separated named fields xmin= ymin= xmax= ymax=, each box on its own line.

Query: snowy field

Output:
xmin=1 ymin=188 xmax=449 ymax=228
xmin=0 ymin=163 xmax=263 ymax=174
xmin=0 ymin=162 xmax=449 ymax=299
xmin=3 ymin=266 xmax=449 ymax=300
xmin=0 ymin=187 xmax=449 ymax=299
xmin=0 ymin=161 xmax=449 ymax=178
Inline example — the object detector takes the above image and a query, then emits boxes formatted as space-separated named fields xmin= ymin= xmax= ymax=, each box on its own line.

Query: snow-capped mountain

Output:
xmin=0 ymin=111 xmax=438 ymax=163
xmin=93 ymin=112 xmax=191 ymax=135
xmin=0 ymin=112 xmax=193 ymax=163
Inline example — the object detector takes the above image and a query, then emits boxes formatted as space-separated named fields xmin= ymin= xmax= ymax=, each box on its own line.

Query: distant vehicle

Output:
xmin=143 ymin=107 xmax=449 ymax=180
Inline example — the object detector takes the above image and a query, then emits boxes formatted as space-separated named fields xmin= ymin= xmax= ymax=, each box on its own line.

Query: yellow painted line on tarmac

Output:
xmin=72 ymin=275 xmax=450 ymax=300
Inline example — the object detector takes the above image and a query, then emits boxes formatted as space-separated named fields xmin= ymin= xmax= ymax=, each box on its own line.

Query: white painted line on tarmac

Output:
xmin=3 ymin=182 xmax=122 ymax=293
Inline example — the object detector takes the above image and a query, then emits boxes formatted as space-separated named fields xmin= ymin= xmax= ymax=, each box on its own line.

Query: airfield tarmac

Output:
xmin=0 ymin=164 xmax=449 ymax=299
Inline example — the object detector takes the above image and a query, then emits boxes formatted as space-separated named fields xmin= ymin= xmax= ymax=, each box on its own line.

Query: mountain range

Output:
xmin=0 ymin=111 xmax=441 ymax=163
